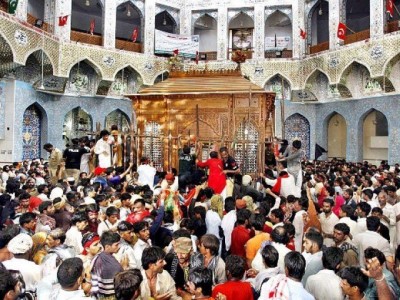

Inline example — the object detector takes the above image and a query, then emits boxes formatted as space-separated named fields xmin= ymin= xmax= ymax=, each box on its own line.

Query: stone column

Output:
xmin=370 ymin=0 xmax=384 ymax=39
xmin=102 ymin=0 xmax=116 ymax=49
xmin=144 ymin=0 xmax=156 ymax=54
xmin=253 ymin=3 xmax=265 ymax=59
xmin=292 ymin=1 xmax=302 ymax=58
xmin=329 ymin=0 xmax=342 ymax=50
xmin=15 ymin=0 xmax=27 ymax=21
xmin=44 ymin=0 xmax=55 ymax=33
xmin=217 ymin=7 xmax=228 ymax=60
xmin=180 ymin=6 xmax=190 ymax=35
xmin=54 ymin=0 xmax=72 ymax=42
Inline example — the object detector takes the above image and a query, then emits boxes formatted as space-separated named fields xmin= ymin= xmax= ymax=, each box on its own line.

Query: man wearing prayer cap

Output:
xmin=2 ymin=233 xmax=42 ymax=292
xmin=165 ymin=236 xmax=194 ymax=290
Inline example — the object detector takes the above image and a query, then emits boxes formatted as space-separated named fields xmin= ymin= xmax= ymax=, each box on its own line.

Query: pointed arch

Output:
xmin=264 ymin=73 xmax=292 ymax=101
xmin=325 ymin=112 xmax=347 ymax=159
xmin=284 ymin=113 xmax=310 ymax=158
xmin=339 ymin=60 xmax=372 ymax=98
xmin=383 ymin=52 xmax=400 ymax=92
xmin=305 ymin=69 xmax=331 ymax=101
xmin=307 ymin=0 xmax=329 ymax=48
xmin=105 ymin=109 xmax=131 ymax=132
xmin=193 ymin=14 xmax=218 ymax=52
xmin=0 ymin=30 xmax=16 ymax=62
xmin=228 ymin=11 xmax=254 ymax=26
xmin=24 ymin=47 xmax=54 ymax=70
xmin=359 ymin=109 xmax=388 ymax=163
xmin=155 ymin=10 xmax=177 ymax=34
xmin=22 ymin=102 xmax=48 ymax=160
xmin=263 ymin=73 xmax=293 ymax=89
xmin=305 ymin=68 xmax=331 ymax=85
xmin=63 ymin=107 xmax=93 ymax=145
xmin=265 ymin=10 xmax=293 ymax=52
xmin=152 ymin=71 xmax=170 ymax=85
xmin=116 ymin=0 xmax=144 ymax=19
xmin=112 ymin=64 xmax=141 ymax=79
xmin=66 ymin=57 xmax=103 ymax=79
xmin=339 ymin=60 xmax=372 ymax=81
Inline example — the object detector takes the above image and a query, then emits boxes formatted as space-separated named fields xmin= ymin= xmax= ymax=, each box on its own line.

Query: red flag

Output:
xmin=89 ymin=19 xmax=95 ymax=35
xmin=173 ymin=49 xmax=179 ymax=56
xmin=132 ymin=27 xmax=138 ymax=42
xmin=337 ymin=22 xmax=346 ymax=40
xmin=300 ymin=28 xmax=307 ymax=39
xmin=58 ymin=15 xmax=68 ymax=26
xmin=195 ymin=51 xmax=199 ymax=64
xmin=387 ymin=0 xmax=394 ymax=18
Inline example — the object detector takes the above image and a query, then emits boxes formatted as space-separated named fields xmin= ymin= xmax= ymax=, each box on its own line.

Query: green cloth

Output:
xmin=8 ymin=0 xmax=18 ymax=14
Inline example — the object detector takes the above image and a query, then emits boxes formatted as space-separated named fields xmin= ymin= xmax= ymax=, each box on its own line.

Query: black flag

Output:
xmin=315 ymin=144 xmax=327 ymax=160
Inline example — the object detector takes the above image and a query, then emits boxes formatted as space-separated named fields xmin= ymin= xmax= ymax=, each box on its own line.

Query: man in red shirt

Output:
xmin=212 ymin=255 xmax=254 ymax=300
xmin=230 ymin=209 xmax=252 ymax=258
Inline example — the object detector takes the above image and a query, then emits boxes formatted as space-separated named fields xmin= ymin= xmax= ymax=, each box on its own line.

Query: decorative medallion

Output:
xmin=328 ymin=56 xmax=339 ymax=69
xmin=370 ymin=46 xmax=383 ymax=60
xmin=144 ymin=62 xmax=153 ymax=71
xmin=14 ymin=30 xmax=28 ymax=46
xmin=102 ymin=56 xmax=115 ymax=67
xmin=254 ymin=66 xmax=264 ymax=76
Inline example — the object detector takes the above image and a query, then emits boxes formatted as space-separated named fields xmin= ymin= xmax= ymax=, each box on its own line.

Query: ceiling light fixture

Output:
xmin=85 ymin=0 xmax=90 ymax=7
xmin=163 ymin=14 xmax=167 ymax=25
xmin=127 ymin=6 xmax=131 ymax=17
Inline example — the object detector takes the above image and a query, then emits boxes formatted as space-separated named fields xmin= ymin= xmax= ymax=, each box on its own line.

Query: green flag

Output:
xmin=8 ymin=0 xmax=19 ymax=14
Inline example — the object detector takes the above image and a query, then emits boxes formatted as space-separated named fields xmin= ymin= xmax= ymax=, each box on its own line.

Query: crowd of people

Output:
xmin=0 ymin=133 xmax=400 ymax=300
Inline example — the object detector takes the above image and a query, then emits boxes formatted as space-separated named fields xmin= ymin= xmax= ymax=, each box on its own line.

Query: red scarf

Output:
xmin=272 ymin=173 xmax=289 ymax=195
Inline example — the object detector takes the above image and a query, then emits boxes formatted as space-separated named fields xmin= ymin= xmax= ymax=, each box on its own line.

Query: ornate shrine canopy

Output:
xmin=129 ymin=73 xmax=272 ymax=96
xmin=127 ymin=72 xmax=275 ymax=173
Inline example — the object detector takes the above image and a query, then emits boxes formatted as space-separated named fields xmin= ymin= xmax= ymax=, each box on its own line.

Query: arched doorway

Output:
xmin=155 ymin=11 xmax=177 ymax=34
xmin=327 ymin=113 xmax=347 ymax=159
xmin=233 ymin=121 xmax=259 ymax=174
xmin=71 ymin=0 xmax=103 ymax=45
xmin=194 ymin=14 xmax=218 ymax=60
xmin=105 ymin=109 xmax=130 ymax=133
xmin=229 ymin=12 xmax=254 ymax=58
xmin=344 ymin=0 xmax=370 ymax=43
xmin=308 ymin=0 xmax=329 ymax=53
xmin=265 ymin=10 xmax=292 ymax=58
xmin=362 ymin=110 xmax=388 ymax=163
xmin=22 ymin=104 xmax=43 ymax=160
xmin=116 ymin=1 xmax=143 ymax=51
xmin=284 ymin=114 xmax=310 ymax=158
xmin=63 ymin=107 xmax=93 ymax=147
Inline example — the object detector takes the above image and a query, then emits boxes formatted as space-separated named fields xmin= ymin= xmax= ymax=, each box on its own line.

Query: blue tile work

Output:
xmin=0 ymin=82 xmax=5 ymax=139
xmin=276 ymin=96 xmax=400 ymax=165
xmin=13 ymin=81 xmax=133 ymax=161
xmin=22 ymin=105 xmax=42 ymax=160
xmin=284 ymin=113 xmax=311 ymax=158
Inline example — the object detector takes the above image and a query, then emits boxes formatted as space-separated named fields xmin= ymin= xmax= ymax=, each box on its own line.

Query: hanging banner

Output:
xmin=155 ymin=29 xmax=199 ymax=58
xmin=265 ymin=36 xmax=290 ymax=50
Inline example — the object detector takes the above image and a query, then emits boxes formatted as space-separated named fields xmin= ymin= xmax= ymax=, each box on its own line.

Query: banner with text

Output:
xmin=265 ymin=36 xmax=290 ymax=50
xmin=155 ymin=29 xmax=199 ymax=58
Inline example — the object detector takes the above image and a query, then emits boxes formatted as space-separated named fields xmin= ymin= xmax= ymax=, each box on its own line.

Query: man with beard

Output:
xmin=333 ymin=223 xmax=359 ymax=268
xmin=165 ymin=236 xmax=193 ymax=290
xmin=319 ymin=198 xmax=339 ymax=247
